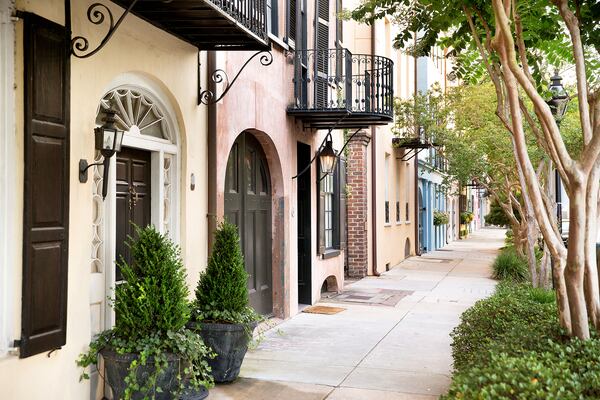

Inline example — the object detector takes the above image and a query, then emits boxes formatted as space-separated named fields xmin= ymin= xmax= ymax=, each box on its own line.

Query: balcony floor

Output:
xmin=287 ymin=108 xmax=393 ymax=130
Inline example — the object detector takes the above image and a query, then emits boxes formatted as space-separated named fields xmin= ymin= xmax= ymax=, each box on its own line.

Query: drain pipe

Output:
xmin=207 ymin=51 xmax=217 ymax=253
xmin=413 ymin=32 xmax=420 ymax=256
xmin=371 ymin=24 xmax=380 ymax=277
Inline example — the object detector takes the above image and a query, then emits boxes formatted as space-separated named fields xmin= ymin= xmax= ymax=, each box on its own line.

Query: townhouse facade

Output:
xmin=0 ymin=0 xmax=397 ymax=398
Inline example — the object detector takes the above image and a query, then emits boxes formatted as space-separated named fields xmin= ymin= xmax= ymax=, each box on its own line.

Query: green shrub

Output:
xmin=114 ymin=225 xmax=190 ymax=338
xmin=450 ymin=283 xmax=562 ymax=372
xmin=77 ymin=226 xmax=214 ymax=397
xmin=504 ymin=228 xmax=514 ymax=245
xmin=444 ymin=339 xmax=600 ymax=399
xmin=194 ymin=221 xmax=259 ymax=325
xmin=442 ymin=283 xmax=600 ymax=399
xmin=492 ymin=246 xmax=529 ymax=282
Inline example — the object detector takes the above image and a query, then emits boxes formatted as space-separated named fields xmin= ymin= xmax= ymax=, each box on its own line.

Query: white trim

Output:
xmin=0 ymin=0 xmax=15 ymax=358
xmin=90 ymin=81 xmax=181 ymax=332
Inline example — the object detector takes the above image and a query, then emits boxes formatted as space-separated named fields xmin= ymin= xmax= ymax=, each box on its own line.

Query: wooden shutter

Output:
xmin=20 ymin=13 xmax=70 ymax=358
xmin=315 ymin=0 xmax=330 ymax=108
xmin=288 ymin=0 xmax=297 ymax=42
xmin=317 ymin=161 xmax=325 ymax=255
xmin=337 ymin=158 xmax=346 ymax=250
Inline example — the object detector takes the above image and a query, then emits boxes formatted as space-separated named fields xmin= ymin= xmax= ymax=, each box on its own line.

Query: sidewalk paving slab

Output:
xmin=208 ymin=228 xmax=506 ymax=399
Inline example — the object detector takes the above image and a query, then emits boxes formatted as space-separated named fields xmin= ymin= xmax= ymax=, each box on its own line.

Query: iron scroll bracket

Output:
xmin=198 ymin=50 xmax=274 ymax=105
xmin=70 ymin=0 xmax=141 ymax=58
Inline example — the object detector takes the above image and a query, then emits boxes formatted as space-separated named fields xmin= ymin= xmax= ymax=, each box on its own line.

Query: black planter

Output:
xmin=100 ymin=349 xmax=209 ymax=400
xmin=191 ymin=321 xmax=257 ymax=383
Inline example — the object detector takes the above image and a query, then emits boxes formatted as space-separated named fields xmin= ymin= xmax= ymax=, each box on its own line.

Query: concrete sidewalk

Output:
xmin=209 ymin=228 xmax=504 ymax=399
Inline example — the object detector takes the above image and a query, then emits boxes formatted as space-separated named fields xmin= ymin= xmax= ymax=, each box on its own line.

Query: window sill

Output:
xmin=269 ymin=34 xmax=289 ymax=51
xmin=384 ymin=222 xmax=392 ymax=227
xmin=405 ymin=221 xmax=411 ymax=224
xmin=321 ymin=249 xmax=341 ymax=259
xmin=396 ymin=221 xmax=402 ymax=225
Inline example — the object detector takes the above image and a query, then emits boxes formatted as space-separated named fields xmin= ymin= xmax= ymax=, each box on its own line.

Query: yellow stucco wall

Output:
xmin=0 ymin=1 xmax=208 ymax=398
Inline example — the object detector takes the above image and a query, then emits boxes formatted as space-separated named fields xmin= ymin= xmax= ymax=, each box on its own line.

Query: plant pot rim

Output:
xmin=100 ymin=347 xmax=180 ymax=362
xmin=189 ymin=320 xmax=258 ymax=331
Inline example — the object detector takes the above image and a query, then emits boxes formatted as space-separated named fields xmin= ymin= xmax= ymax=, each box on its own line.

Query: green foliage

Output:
xmin=443 ymin=283 xmax=600 ymax=399
xmin=460 ymin=211 xmax=474 ymax=224
xmin=504 ymin=229 xmax=514 ymax=245
xmin=492 ymin=246 xmax=529 ymax=282
xmin=77 ymin=226 xmax=214 ymax=399
xmin=194 ymin=221 xmax=259 ymax=325
xmin=485 ymin=200 xmax=516 ymax=227
xmin=449 ymin=283 xmax=562 ymax=373
xmin=433 ymin=210 xmax=449 ymax=226
xmin=114 ymin=226 xmax=190 ymax=339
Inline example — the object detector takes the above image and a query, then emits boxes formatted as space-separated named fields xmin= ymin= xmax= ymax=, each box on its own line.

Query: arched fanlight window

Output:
xmin=97 ymin=89 xmax=173 ymax=142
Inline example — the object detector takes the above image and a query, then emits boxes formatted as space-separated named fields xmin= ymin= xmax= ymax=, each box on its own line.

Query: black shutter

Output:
xmin=317 ymin=161 xmax=325 ymax=255
xmin=289 ymin=0 xmax=297 ymax=42
xmin=315 ymin=0 xmax=330 ymax=109
xmin=21 ymin=13 xmax=70 ymax=358
xmin=338 ymin=158 xmax=346 ymax=250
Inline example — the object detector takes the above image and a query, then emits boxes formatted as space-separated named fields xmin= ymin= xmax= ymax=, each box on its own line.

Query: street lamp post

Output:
xmin=546 ymin=70 xmax=570 ymax=236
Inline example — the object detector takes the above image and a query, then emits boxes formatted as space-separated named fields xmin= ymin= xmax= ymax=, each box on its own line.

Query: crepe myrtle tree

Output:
xmin=352 ymin=0 xmax=600 ymax=339
xmin=395 ymin=82 xmax=551 ymax=287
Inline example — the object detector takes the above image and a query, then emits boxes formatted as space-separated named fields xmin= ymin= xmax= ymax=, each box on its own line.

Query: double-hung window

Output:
xmin=322 ymin=173 xmax=334 ymax=249
xmin=318 ymin=156 xmax=346 ymax=256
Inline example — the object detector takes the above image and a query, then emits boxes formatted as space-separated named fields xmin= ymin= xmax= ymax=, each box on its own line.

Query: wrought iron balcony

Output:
xmin=288 ymin=48 xmax=394 ymax=129
xmin=111 ymin=0 xmax=270 ymax=51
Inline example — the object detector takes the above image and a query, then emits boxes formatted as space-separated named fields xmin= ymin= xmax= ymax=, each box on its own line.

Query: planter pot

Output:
xmin=101 ymin=349 xmax=208 ymax=400
xmin=191 ymin=321 xmax=257 ymax=383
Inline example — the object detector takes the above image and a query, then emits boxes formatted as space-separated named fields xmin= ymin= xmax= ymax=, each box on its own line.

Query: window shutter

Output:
xmin=289 ymin=0 xmax=297 ymax=42
xmin=338 ymin=158 xmax=346 ymax=250
xmin=20 ymin=13 xmax=70 ymax=358
xmin=315 ymin=0 xmax=330 ymax=109
xmin=317 ymin=162 xmax=326 ymax=255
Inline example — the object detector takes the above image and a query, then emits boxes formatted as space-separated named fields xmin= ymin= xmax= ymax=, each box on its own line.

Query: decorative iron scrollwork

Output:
xmin=71 ymin=0 xmax=140 ymax=58
xmin=199 ymin=50 xmax=273 ymax=105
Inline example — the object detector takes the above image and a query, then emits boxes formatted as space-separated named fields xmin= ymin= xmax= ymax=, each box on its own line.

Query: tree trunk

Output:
xmin=553 ymin=255 xmax=572 ymax=335
xmin=539 ymin=244 xmax=552 ymax=289
xmin=566 ymin=187 xmax=591 ymax=339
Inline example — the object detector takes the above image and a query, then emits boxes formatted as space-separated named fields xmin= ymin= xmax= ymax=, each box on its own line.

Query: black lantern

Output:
xmin=319 ymin=138 xmax=337 ymax=176
xmin=546 ymin=70 xmax=570 ymax=122
xmin=79 ymin=109 xmax=125 ymax=199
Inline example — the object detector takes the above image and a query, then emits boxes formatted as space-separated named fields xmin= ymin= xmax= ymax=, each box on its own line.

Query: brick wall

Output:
xmin=346 ymin=130 xmax=370 ymax=278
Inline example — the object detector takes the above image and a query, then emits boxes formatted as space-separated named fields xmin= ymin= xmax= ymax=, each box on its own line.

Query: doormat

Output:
xmin=302 ymin=305 xmax=346 ymax=315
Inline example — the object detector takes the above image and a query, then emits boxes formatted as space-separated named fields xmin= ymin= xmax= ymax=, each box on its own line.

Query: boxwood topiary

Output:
xmin=193 ymin=221 xmax=259 ymax=326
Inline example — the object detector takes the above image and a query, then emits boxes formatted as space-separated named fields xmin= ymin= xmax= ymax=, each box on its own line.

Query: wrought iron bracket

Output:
xmin=70 ymin=0 xmax=141 ymax=58
xmin=198 ymin=50 xmax=273 ymax=105
xmin=400 ymin=147 xmax=426 ymax=162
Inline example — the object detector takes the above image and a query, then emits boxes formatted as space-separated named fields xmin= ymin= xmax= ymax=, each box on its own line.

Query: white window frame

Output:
xmin=0 ymin=0 xmax=16 ymax=358
xmin=384 ymin=153 xmax=390 ymax=225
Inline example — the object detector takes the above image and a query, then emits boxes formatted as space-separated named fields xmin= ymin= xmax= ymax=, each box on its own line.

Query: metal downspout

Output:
xmin=413 ymin=32 xmax=421 ymax=256
xmin=207 ymin=51 xmax=217 ymax=253
xmin=371 ymin=24 xmax=380 ymax=277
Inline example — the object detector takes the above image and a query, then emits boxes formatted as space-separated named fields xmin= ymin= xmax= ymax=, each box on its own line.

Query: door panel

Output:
xmin=115 ymin=147 xmax=151 ymax=280
xmin=297 ymin=142 xmax=312 ymax=304
xmin=224 ymin=133 xmax=273 ymax=315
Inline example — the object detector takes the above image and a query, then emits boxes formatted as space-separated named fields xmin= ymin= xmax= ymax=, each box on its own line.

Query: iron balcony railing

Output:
xmin=204 ymin=0 xmax=269 ymax=45
xmin=290 ymin=48 xmax=394 ymax=119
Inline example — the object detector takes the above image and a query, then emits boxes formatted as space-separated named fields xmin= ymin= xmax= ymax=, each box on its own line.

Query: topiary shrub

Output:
xmin=114 ymin=226 xmax=191 ymax=338
xmin=194 ymin=221 xmax=259 ymax=325
xmin=492 ymin=246 xmax=529 ymax=282
xmin=460 ymin=211 xmax=474 ymax=224
xmin=77 ymin=225 xmax=214 ymax=398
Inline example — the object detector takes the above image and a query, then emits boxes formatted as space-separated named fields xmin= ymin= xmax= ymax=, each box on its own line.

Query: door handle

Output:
xmin=128 ymin=185 xmax=139 ymax=211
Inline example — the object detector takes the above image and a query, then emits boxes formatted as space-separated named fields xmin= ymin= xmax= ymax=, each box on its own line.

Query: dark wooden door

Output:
xmin=225 ymin=133 xmax=273 ymax=315
xmin=115 ymin=147 xmax=151 ymax=279
xmin=297 ymin=142 xmax=312 ymax=304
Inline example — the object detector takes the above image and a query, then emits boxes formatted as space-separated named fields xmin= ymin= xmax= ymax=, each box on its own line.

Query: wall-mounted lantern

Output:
xmin=79 ymin=109 xmax=124 ymax=199
xmin=319 ymin=138 xmax=337 ymax=176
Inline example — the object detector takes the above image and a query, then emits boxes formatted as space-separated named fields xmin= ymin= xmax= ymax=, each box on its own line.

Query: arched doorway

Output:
xmin=224 ymin=132 xmax=273 ymax=315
